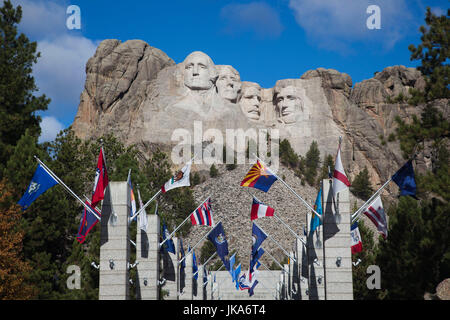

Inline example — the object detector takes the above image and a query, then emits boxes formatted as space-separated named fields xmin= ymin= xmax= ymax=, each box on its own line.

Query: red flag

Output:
xmin=91 ymin=148 xmax=109 ymax=207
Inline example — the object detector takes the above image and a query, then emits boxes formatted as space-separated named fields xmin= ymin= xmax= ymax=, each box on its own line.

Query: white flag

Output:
xmin=137 ymin=188 xmax=148 ymax=231
xmin=332 ymin=144 xmax=350 ymax=197
xmin=363 ymin=196 xmax=388 ymax=239
xmin=161 ymin=162 xmax=191 ymax=193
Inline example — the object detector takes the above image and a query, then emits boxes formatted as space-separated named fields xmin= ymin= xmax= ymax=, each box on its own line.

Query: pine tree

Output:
xmin=0 ymin=1 xmax=50 ymax=174
xmin=350 ymin=167 xmax=374 ymax=201
xmin=408 ymin=8 xmax=449 ymax=103
xmin=375 ymin=197 xmax=450 ymax=299
xmin=351 ymin=219 xmax=379 ymax=300
xmin=317 ymin=154 xmax=334 ymax=187
xmin=209 ymin=164 xmax=218 ymax=178
xmin=305 ymin=141 xmax=320 ymax=186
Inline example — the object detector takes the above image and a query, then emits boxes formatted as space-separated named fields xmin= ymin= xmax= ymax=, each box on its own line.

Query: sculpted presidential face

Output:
xmin=183 ymin=51 xmax=217 ymax=90
xmin=276 ymin=86 xmax=303 ymax=124
xmin=240 ymin=84 xmax=262 ymax=121
xmin=216 ymin=66 xmax=241 ymax=102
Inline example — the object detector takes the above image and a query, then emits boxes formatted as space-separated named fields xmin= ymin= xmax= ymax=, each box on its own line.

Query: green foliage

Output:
xmin=394 ymin=105 xmax=449 ymax=159
xmin=191 ymin=171 xmax=201 ymax=186
xmin=408 ymin=8 xmax=449 ymax=102
xmin=316 ymin=154 xmax=334 ymax=186
xmin=279 ymin=139 xmax=299 ymax=168
xmin=209 ymin=164 xmax=218 ymax=178
xmin=305 ymin=141 xmax=320 ymax=186
xmin=375 ymin=197 xmax=450 ymax=299
xmin=352 ymin=219 xmax=379 ymax=300
xmin=0 ymin=1 xmax=50 ymax=174
xmin=350 ymin=167 xmax=374 ymax=201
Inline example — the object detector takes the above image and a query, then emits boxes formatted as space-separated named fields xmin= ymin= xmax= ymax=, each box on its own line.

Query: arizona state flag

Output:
xmin=91 ymin=148 xmax=109 ymax=207
xmin=240 ymin=160 xmax=277 ymax=192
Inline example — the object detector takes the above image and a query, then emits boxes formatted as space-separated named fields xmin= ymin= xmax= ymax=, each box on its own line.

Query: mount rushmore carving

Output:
xmin=72 ymin=39 xmax=433 ymax=186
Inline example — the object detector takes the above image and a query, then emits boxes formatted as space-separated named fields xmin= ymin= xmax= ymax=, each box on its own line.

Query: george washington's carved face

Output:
xmin=216 ymin=66 xmax=241 ymax=102
xmin=183 ymin=52 xmax=217 ymax=90
xmin=276 ymin=86 xmax=303 ymax=124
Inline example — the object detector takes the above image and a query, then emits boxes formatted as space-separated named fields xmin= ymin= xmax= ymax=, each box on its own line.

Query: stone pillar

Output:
xmin=307 ymin=210 xmax=326 ymax=300
xmin=136 ymin=214 xmax=159 ymax=300
xmin=179 ymin=242 xmax=193 ymax=300
xmin=99 ymin=182 xmax=130 ymax=300
xmin=161 ymin=236 xmax=178 ymax=300
xmin=288 ymin=253 xmax=294 ymax=300
xmin=322 ymin=179 xmax=353 ymax=300
xmin=297 ymin=238 xmax=309 ymax=300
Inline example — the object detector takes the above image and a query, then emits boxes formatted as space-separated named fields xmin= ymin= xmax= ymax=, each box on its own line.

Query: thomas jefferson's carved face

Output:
xmin=183 ymin=52 xmax=215 ymax=90
xmin=216 ymin=67 xmax=241 ymax=102
xmin=276 ymin=86 xmax=303 ymax=124
xmin=240 ymin=86 xmax=261 ymax=121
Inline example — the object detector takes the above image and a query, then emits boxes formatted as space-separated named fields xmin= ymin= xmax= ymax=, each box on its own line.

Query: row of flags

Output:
xmin=17 ymin=137 xmax=419 ymax=296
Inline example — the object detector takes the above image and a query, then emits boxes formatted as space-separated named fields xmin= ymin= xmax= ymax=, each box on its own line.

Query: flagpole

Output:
xmin=253 ymin=221 xmax=296 ymax=263
xmin=34 ymin=156 xmax=101 ymax=221
xmin=193 ymin=252 xmax=217 ymax=278
xmin=178 ymin=220 xmax=220 ymax=265
xmin=159 ymin=196 xmax=211 ymax=248
xmin=255 ymin=156 xmax=323 ymax=221
xmin=351 ymin=177 xmax=392 ymax=223
xmin=260 ymin=245 xmax=290 ymax=275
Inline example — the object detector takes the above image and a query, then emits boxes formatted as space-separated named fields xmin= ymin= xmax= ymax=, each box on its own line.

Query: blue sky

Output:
xmin=9 ymin=0 xmax=448 ymax=142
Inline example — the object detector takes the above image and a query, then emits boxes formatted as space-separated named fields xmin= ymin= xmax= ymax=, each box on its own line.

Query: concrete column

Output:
xmin=307 ymin=210 xmax=326 ymax=300
xmin=179 ymin=242 xmax=193 ymax=300
xmin=99 ymin=182 xmax=130 ymax=300
xmin=136 ymin=214 xmax=159 ymax=300
xmin=193 ymin=262 xmax=202 ymax=300
xmin=161 ymin=236 xmax=178 ymax=300
xmin=322 ymin=179 xmax=353 ymax=300
xmin=297 ymin=238 xmax=309 ymax=300
xmin=288 ymin=253 xmax=294 ymax=300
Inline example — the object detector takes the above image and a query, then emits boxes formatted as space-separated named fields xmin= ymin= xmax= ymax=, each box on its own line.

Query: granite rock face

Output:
xmin=72 ymin=39 xmax=436 ymax=191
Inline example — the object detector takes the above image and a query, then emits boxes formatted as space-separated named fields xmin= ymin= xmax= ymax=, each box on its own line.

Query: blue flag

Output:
xmin=250 ymin=247 xmax=265 ymax=272
xmin=234 ymin=264 xmax=241 ymax=290
xmin=392 ymin=160 xmax=417 ymax=198
xmin=207 ymin=222 xmax=229 ymax=267
xmin=76 ymin=201 xmax=100 ymax=244
xmin=252 ymin=223 xmax=267 ymax=255
xmin=162 ymin=223 xmax=175 ymax=254
xmin=229 ymin=253 xmax=236 ymax=279
xmin=18 ymin=164 xmax=58 ymax=210
xmin=310 ymin=188 xmax=323 ymax=235
xmin=249 ymin=280 xmax=259 ymax=297
xmin=179 ymin=238 xmax=186 ymax=270
xmin=192 ymin=246 xmax=198 ymax=280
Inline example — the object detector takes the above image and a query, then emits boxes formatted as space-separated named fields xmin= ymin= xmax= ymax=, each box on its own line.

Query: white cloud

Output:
xmin=39 ymin=116 xmax=65 ymax=143
xmin=11 ymin=0 xmax=98 ymax=122
xmin=289 ymin=0 xmax=417 ymax=53
xmin=11 ymin=0 xmax=67 ymax=39
xmin=33 ymin=35 xmax=98 ymax=116
xmin=220 ymin=2 xmax=283 ymax=38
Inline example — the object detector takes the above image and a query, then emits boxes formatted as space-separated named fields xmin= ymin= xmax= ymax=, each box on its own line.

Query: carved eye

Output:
xmin=185 ymin=64 xmax=193 ymax=69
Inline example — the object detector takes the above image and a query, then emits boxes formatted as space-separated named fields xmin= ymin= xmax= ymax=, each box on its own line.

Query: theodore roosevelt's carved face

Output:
xmin=216 ymin=66 xmax=241 ymax=102
xmin=276 ymin=86 xmax=303 ymax=124
xmin=183 ymin=51 xmax=217 ymax=90
xmin=240 ymin=85 xmax=262 ymax=121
